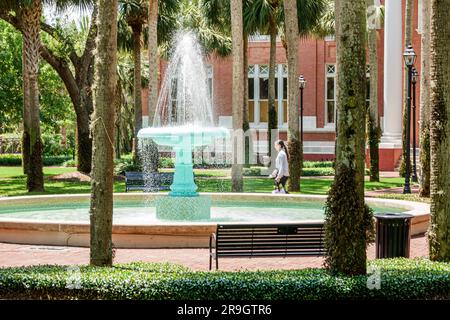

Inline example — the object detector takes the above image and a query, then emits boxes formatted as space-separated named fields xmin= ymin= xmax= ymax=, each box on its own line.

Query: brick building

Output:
xmin=142 ymin=0 xmax=424 ymax=171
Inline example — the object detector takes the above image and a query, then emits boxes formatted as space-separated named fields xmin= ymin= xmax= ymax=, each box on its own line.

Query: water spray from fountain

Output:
xmin=138 ymin=30 xmax=229 ymax=220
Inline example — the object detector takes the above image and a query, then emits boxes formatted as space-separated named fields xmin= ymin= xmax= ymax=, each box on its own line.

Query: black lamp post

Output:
xmin=402 ymin=44 xmax=416 ymax=194
xmin=411 ymin=67 xmax=419 ymax=182
xmin=298 ymin=74 xmax=306 ymax=144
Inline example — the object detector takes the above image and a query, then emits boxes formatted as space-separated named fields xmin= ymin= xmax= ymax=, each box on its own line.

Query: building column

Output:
xmin=379 ymin=0 xmax=403 ymax=170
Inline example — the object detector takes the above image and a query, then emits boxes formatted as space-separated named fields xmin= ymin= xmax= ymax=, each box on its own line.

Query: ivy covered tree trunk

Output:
xmin=419 ymin=0 xmax=431 ymax=197
xmin=283 ymin=0 xmax=302 ymax=192
xmin=230 ymin=0 xmax=244 ymax=192
xmin=400 ymin=0 xmax=414 ymax=177
xmin=323 ymin=0 xmax=373 ymax=275
xmin=268 ymin=13 xmax=278 ymax=166
xmin=20 ymin=0 xmax=44 ymax=192
xmin=366 ymin=0 xmax=380 ymax=182
xmin=428 ymin=0 xmax=450 ymax=262
xmin=89 ymin=0 xmax=118 ymax=267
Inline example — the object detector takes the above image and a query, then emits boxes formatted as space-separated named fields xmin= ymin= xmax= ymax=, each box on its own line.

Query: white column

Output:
xmin=277 ymin=64 xmax=284 ymax=127
xmin=254 ymin=65 xmax=260 ymax=125
xmin=381 ymin=0 xmax=403 ymax=147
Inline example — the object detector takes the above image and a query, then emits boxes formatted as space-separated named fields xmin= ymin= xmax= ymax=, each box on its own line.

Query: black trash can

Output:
xmin=374 ymin=213 xmax=413 ymax=258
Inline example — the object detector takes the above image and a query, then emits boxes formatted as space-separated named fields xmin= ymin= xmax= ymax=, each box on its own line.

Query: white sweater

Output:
xmin=275 ymin=150 xmax=289 ymax=179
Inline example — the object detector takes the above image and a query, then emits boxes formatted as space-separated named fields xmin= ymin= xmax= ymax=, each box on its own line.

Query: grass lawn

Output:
xmin=0 ymin=166 xmax=411 ymax=198
xmin=0 ymin=166 xmax=76 ymax=179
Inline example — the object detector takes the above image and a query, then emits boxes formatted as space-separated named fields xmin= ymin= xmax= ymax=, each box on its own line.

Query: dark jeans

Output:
xmin=274 ymin=176 xmax=289 ymax=191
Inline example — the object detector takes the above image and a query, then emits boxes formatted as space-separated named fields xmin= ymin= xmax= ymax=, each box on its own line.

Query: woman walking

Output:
xmin=269 ymin=140 xmax=290 ymax=194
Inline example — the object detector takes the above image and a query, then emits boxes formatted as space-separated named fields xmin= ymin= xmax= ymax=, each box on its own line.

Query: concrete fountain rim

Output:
xmin=0 ymin=193 xmax=430 ymax=248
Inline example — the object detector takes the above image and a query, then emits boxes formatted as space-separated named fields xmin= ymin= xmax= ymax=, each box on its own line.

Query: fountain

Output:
xmin=137 ymin=31 xmax=229 ymax=220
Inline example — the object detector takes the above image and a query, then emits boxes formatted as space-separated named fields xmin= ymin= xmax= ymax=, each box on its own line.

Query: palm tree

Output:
xmin=366 ymin=0 xmax=383 ymax=182
xmin=1 ymin=0 xmax=45 ymax=192
xmin=323 ymin=0 xmax=373 ymax=275
xmin=280 ymin=0 xmax=330 ymax=191
xmin=119 ymin=0 xmax=147 ymax=158
xmin=419 ymin=0 xmax=431 ymax=197
xmin=230 ymin=0 xmax=244 ymax=192
xmin=244 ymin=0 xmax=281 ymax=167
xmin=400 ymin=0 xmax=414 ymax=177
xmin=89 ymin=0 xmax=118 ymax=267
xmin=428 ymin=0 xmax=450 ymax=262
xmin=1 ymin=1 xmax=97 ymax=175
xmin=283 ymin=0 xmax=301 ymax=191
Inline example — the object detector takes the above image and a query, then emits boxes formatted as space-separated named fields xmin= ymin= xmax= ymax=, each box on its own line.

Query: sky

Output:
xmin=43 ymin=3 xmax=91 ymax=28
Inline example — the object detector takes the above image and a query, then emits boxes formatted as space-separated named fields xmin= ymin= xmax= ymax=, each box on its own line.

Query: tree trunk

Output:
xmin=283 ymin=0 xmax=302 ymax=192
xmin=243 ymin=32 xmax=251 ymax=168
xmin=145 ymin=0 xmax=160 ymax=173
xmin=231 ymin=0 xmax=244 ymax=192
xmin=268 ymin=14 xmax=278 ymax=166
xmin=132 ymin=24 xmax=143 ymax=162
xmin=20 ymin=0 xmax=44 ymax=192
xmin=400 ymin=0 xmax=414 ymax=177
xmin=419 ymin=0 xmax=431 ymax=197
xmin=21 ymin=43 xmax=30 ymax=175
xmin=89 ymin=0 xmax=118 ymax=267
xmin=366 ymin=0 xmax=380 ymax=182
xmin=428 ymin=0 xmax=450 ymax=262
xmin=324 ymin=0 xmax=372 ymax=275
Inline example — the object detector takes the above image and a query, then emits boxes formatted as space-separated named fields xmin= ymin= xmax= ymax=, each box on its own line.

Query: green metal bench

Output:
xmin=124 ymin=171 xmax=174 ymax=192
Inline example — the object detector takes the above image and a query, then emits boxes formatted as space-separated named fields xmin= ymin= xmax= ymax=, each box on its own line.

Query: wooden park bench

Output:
xmin=209 ymin=222 xmax=325 ymax=270
xmin=124 ymin=171 xmax=174 ymax=192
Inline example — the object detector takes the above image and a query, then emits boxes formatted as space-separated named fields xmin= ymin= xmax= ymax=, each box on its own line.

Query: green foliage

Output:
xmin=0 ymin=259 xmax=448 ymax=300
xmin=0 ymin=20 xmax=75 ymax=135
xmin=42 ymin=133 xmax=75 ymax=157
xmin=114 ymin=156 xmax=141 ymax=175
xmin=324 ymin=165 xmax=374 ymax=275
xmin=0 ymin=154 xmax=71 ymax=166
xmin=159 ymin=157 xmax=175 ymax=168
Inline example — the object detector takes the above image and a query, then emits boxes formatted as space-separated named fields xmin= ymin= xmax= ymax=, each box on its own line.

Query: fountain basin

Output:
xmin=0 ymin=193 xmax=430 ymax=248
xmin=137 ymin=126 xmax=229 ymax=148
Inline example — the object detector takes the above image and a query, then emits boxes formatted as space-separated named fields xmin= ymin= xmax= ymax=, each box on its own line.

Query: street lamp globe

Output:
xmin=403 ymin=44 xmax=416 ymax=67
xmin=298 ymin=74 xmax=306 ymax=89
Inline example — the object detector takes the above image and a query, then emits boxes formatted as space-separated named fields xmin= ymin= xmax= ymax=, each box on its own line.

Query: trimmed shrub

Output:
xmin=0 ymin=258 xmax=448 ymax=300
xmin=0 ymin=154 xmax=71 ymax=166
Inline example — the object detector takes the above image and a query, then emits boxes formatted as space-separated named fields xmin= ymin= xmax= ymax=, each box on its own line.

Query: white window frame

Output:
xmin=325 ymin=64 xmax=336 ymax=126
xmin=249 ymin=63 xmax=287 ymax=128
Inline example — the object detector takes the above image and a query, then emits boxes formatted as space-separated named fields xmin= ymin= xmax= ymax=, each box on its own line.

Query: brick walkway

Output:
xmin=0 ymin=234 xmax=428 ymax=271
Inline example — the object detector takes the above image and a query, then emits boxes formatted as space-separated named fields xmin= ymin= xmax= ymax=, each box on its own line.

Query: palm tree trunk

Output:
xmin=132 ymin=24 xmax=143 ymax=162
xmin=283 ymin=0 xmax=301 ymax=192
xmin=20 ymin=0 xmax=44 ymax=192
xmin=231 ymin=0 xmax=244 ymax=192
xmin=21 ymin=44 xmax=30 ymax=175
xmin=367 ymin=0 xmax=380 ymax=182
xmin=268 ymin=13 xmax=278 ymax=168
xmin=419 ymin=0 xmax=431 ymax=197
xmin=145 ymin=0 xmax=159 ymax=173
xmin=243 ymin=32 xmax=251 ymax=168
xmin=89 ymin=0 xmax=118 ymax=267
xmin=400 ymin=0 xmax=414 ymax=177
xmin=428 ymin=0 xmax=450 ymax=262
xmin=324 ymin=0 xmax=372 ymax=275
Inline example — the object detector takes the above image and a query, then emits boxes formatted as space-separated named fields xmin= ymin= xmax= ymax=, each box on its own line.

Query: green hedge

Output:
xmin=0 ymin=154 xmax=72 ymax=166
xmin=0 ymin=258 xmax=448 ymax=300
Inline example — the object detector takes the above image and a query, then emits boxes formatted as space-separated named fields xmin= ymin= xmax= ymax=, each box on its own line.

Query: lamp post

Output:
xmin=298 ymin=75 xmax=306 ymax=144
xmin=402 ymin=44 xmax=416 ymax=194
xmin=411 ymin=67 xmax=419 ymax=182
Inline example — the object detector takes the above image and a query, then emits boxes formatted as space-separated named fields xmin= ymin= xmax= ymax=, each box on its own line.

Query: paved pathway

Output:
xmin=0 ymin=234 xmax=428 ymax=271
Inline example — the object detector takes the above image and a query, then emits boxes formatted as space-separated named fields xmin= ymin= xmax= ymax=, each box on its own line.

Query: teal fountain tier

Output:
xmin=137 ymin=125 xmax=229 ymax=220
